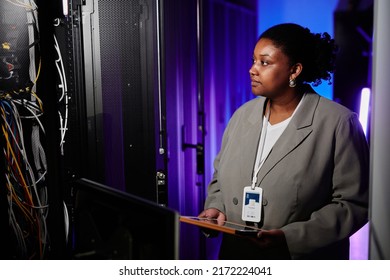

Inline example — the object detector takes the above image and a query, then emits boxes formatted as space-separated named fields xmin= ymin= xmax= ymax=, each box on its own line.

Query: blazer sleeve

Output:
xmin=281 ymin=112 xmax=369 ymax=257
xmin=203 ymin=114 xmax=236 ymax=214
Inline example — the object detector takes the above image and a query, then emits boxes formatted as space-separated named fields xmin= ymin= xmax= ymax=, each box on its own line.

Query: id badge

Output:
xmin=241 ymin=186 xmax=262 ymax=223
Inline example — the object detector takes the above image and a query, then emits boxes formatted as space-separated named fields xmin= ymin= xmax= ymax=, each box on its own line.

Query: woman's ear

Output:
xmin=290 ymin=63 xmax=303 ymax=80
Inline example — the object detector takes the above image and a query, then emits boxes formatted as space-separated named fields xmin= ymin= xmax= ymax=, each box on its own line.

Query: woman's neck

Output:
xmin=267 ymin=90 xmax=304 ymax=125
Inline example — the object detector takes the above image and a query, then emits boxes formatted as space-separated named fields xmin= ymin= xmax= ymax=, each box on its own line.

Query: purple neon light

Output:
xmin=359 ymin=87 xmax=371 ymax=136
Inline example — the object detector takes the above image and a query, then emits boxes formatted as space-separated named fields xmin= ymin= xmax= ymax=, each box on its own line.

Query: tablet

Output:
xmin=180 ymin=216 xmax=261 ymax=236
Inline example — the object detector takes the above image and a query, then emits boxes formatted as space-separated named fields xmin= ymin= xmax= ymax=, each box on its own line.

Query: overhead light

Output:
xmin=63 ymin=0 xmax=68 ymax=16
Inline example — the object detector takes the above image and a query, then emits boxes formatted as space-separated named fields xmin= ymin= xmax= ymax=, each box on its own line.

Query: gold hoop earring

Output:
xmin=289 ymin=78 xmax=296 ymax=88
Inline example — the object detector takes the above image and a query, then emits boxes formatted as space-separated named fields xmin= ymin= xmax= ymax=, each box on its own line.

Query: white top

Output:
xmin=260 ymin=117 xmax=292 ymax=164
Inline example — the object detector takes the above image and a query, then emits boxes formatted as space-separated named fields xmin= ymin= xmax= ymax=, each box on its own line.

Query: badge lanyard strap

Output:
xmin=251 ymin=100 xmax=271 ymax=190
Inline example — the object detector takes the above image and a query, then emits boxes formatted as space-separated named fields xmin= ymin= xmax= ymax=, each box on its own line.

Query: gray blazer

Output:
xmin=205 ymin=89 xmax=369 ymax=259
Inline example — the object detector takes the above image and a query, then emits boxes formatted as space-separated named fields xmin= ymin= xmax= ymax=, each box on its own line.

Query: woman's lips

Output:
xmin=251 ymin=80 xmax=261 ymax=86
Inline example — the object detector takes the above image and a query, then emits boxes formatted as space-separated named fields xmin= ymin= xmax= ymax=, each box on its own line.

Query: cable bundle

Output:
xmin=1 ymin=87 xmax=48 ymax=259
xmin=1 ymin=0 xmax=50 ymax=259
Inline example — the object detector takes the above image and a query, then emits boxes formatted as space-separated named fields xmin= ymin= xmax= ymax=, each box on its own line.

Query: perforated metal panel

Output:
xmin=81 ymin=0 xmax=164 ymax=202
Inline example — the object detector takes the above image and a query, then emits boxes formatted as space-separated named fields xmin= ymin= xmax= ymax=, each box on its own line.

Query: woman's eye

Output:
xmin=252 ymin=59 xmax=269 ymax=66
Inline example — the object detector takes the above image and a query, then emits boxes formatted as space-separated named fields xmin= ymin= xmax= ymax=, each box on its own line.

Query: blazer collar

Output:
xmin=255 ymin=88 xmax=320 ymax=186
xmin=246 ymin=87 xmax=320 ymax=128
xmin=240 ymin=97 xmax=266 ymax=182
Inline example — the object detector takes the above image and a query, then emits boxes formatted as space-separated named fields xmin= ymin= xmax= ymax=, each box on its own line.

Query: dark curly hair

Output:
xmin=259 ymin=23 xmax=338 ymax=86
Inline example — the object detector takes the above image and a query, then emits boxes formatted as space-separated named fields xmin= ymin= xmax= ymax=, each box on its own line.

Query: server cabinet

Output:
xmin=65 ymin=0 xmax=167 ymax=204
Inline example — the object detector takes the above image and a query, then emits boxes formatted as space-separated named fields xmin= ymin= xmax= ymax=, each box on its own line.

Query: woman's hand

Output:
xmin=249 ymin=229 xmax=291 ymax=259
xmin=198 ymin=208 xmax=226 ymax=238
xmin=198 ymin=208 xmax=226 ymax=225
xmin=255 ymin=229 xmax=286 ymax=248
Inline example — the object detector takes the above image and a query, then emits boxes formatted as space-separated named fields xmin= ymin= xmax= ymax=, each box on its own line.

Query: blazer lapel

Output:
xmin=240 ymin=97 xmax=267 ymax=182
xmin=256 ymin=92 xmax=320 ymax=186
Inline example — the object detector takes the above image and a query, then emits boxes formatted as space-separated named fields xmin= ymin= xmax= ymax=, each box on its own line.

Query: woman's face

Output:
xmin=249 ymin=38 xmax=292 ymax=98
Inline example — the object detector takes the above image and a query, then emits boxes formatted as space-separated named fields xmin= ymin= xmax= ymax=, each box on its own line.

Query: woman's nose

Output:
xmin=249 ymin=64 xmax=257 ymax=76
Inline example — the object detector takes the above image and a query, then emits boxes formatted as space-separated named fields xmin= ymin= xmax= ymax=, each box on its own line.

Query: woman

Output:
xmin=198 ymin=23 xmax=369 ymax=260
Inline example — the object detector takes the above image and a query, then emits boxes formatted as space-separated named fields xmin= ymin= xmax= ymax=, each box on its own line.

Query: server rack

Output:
xmin=63 ymin=0 xmax=168 ymax=204
xmin=0 ymin=0 xmax=66 ymax=259
xmin=1 ymin=0 xmax=167 ymax=259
